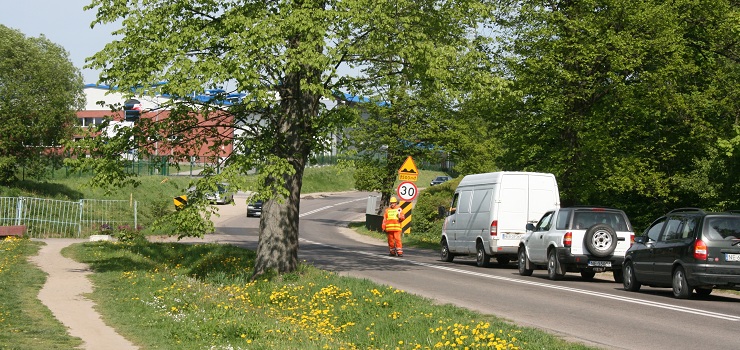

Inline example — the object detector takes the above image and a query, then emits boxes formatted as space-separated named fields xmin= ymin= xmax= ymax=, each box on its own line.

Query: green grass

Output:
xmin=0 ymin=238 xmax=83 ymax=349
xmin=62 ymin=240 xmax=597 ymax=350
xmin=2 ymin=166 xmax=599 ymax=349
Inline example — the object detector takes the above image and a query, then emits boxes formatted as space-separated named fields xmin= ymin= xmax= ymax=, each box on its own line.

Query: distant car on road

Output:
xmin=623 ymin=208 xmax=740 ymax=299
xmin=430 ymin=176 xmax=452 ymax=186
xmin=247 ymin=199 xmax=263 ymax=217
xmin=188 ymin=183 xmax=234 ymax=205
xmin=207 ymin=183 xmax=234 ymax=205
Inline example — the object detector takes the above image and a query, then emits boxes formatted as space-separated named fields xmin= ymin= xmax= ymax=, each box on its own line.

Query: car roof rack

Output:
xmin=667 ymin=207 xmax=706 ymax=214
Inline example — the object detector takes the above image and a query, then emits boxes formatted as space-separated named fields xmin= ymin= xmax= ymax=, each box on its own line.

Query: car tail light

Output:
xmin=564 ymin=232 xmax=572 ymax=247
xmin=693 ymin=239 xmax=707 ymax=260
xmin=629 ymin=233 xmax=635 ymax=247
xmin=490 ymin=220 xmax=498 ymax=237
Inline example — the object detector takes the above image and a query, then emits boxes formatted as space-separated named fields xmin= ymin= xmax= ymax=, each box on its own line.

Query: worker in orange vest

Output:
xmin=382 ymin=196 xmax=406 ymax=257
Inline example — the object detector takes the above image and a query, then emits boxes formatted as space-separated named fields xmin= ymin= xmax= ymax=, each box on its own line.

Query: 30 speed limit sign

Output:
xmin=396 ymin=181 xmax=418 ymax=202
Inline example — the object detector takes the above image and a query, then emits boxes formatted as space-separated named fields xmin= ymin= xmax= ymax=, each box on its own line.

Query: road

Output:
xmin=215 ymin=191 xmax=740 ymax=350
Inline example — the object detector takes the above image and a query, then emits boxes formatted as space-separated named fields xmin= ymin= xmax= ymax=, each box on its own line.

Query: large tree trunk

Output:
xmin=252 ymin=164 xmax=304 ymax=278
xmin=251 ymin=55 xmax=321 ymax=279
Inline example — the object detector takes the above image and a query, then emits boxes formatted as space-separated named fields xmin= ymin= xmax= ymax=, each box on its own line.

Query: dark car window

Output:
xmin=555 ymin=209 xmax=571 ymax=230
xmin=645 ymin=218 xmax=666 ymax=242
xmin=704 ymin=217 xmax=740 ymax=241
xmin=680 ymin=216 xmax=699 ymax=239
xmin=572 ymin=211 xmax=629 ymax=231
xmin=660 ymin=217 xmax=684 ymax=242
xmin=535 ymin=211 xmax=554 ymax=231
xmin=449 ymin=192 xmax=460 ymax=214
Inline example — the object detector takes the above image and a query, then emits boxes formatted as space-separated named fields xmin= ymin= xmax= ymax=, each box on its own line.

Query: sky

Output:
xmin=1 ymin=0 xmax=118 ymax=84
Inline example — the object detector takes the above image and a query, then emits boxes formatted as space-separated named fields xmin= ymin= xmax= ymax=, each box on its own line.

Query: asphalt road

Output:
xmin=215 ymin=191 xmax=740 ymax=350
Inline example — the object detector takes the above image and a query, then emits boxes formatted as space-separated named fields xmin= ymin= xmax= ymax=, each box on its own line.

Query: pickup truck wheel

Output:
xmin=518 ymin=248 xmax=533 ymax=276
xmin=623 ymin=261 xmax=641 ymax=292
xmin=672 ymin=267 xmax=692 ymax=299
xmin=547 ymin=250 xmax=564 ymax=280
xmin=476 ymin=242 xmax=491 ymax=267
xmin=584 ymin=224 xmax=617 ymax=258
xmin=440 ymin=239 xmax=454 ymax=262
xmin=580 ymin=270 xmax=596 ymax=281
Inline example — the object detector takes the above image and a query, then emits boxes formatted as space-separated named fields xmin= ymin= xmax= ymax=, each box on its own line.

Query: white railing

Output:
xmin=0 ymin=197 xmax=138 ymax=238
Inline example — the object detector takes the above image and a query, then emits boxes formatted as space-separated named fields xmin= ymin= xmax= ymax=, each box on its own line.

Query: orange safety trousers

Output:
xmin=386 ymin=230 xmax=403 ymax=256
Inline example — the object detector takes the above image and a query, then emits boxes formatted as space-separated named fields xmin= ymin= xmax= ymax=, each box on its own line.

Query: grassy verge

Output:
xmin=5 ymin=166 xmax=595 ymax=349
xmin=0 ymin=238 xmax=82 ymax=349
xmin=63 ymin=240 xmax=596 ymax=350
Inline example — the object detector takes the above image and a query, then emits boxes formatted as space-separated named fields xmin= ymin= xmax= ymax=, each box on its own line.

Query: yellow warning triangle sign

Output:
xmin=398 ymin=156 xmax=419 ymax=176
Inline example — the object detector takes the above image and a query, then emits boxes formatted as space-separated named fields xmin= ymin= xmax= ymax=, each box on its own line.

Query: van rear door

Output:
xmin=495 ymin=173 xmax=530 ymax=246
xmin=496 ymin=173 xmax=560 ymax=248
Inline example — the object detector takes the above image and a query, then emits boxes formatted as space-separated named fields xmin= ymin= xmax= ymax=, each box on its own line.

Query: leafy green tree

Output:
xmin=78 ymin=0 xmax=497 ymax=278
xmin=491 ymin=0 xmax=739 ymax=227
xmin=0 ymin=25 xmax=84 ymax=184
xmin=342 ymin=9 xmax=505 ymax=207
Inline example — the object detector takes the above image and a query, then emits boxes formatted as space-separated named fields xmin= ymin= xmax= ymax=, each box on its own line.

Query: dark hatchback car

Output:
xmin=247 ymin=200 xmax=263 ymax=217
xmin=623 ymin=208 xmax=740 ymax=299
xmin=430 ymin=176 xmax=452 ymax=186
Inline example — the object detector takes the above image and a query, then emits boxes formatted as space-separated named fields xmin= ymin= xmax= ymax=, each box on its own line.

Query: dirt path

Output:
xmin=30 ymin=239 xmax=139 ymax=350
xmin=28 ymin=201 xmax=243 ymax=350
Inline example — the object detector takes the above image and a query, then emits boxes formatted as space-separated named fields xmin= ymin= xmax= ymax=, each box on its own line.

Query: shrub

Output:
xmin=412 ymin=179 xmax=459 ymax=233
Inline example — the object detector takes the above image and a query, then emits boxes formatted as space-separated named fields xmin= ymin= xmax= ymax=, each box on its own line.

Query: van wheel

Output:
xmin=672 ymin=267 xmax=692 ymax=299
xmin=580 ymin=270 xmax=596 ymax=281
xmin=518 ymin=248 xmax=533 ymax=276
xmin=476 ymin=242 xmax=491 ymax=267
xmin=496 ymin=257 xmax=510 ymax=265
xmin=547 ymin=250 xmax=564 ymax=280
xmin=440 ymin=239 xmax=454 ymax=262
xmin=584 ymin=224 xmax=618 ymax=258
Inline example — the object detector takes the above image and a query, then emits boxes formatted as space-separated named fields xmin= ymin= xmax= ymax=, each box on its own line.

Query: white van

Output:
xmin=440 ymin=172 xmax=560 ymax=267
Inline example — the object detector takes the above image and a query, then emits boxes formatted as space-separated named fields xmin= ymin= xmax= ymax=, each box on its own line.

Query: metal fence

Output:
xmin=0 ymin=197 xmax=138 ymax=238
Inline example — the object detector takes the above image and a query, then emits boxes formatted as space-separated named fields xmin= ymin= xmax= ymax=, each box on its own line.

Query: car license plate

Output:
xmin=726 ymin=254 xmax=740 ymax=262
xmin=588 ymin=260 xmax=612 ymax=267
xmin=501 ymin=233 xmax=521 ymax=240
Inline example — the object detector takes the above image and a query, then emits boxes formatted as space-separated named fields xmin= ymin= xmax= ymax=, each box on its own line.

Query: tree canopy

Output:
xmin=0 ymin=25 xmax=84 ymax=184
xmin=79 ymin=0 xmax=497 ymax=278
xmin=490 ymin=0 xmax=739 ymax=226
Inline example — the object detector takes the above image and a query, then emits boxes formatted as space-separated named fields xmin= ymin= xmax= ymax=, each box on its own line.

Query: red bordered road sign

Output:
xmin=396 ymin=181 xmax=418 ymax=202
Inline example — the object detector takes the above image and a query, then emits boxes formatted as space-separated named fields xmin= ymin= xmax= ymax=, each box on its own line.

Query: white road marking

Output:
xmin=299 ymin=197 xmax=366 ymax=218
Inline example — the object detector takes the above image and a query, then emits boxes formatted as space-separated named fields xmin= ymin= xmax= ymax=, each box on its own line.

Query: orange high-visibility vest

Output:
xmin=383 ymin=207 xmax=403 ymax=232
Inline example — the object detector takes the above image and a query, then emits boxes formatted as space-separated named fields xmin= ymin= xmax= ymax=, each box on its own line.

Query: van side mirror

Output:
xmin=437 ymin=206 xmax=447 ymax=219
xmin=526 ymin=223 xmax=535 ymax=231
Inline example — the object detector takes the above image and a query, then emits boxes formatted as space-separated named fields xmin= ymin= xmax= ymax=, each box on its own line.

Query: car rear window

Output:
xmin=703 ymin=217 xmax=740 ymax=241
xmin=572 ymin=211 xmax=630 ymax=231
